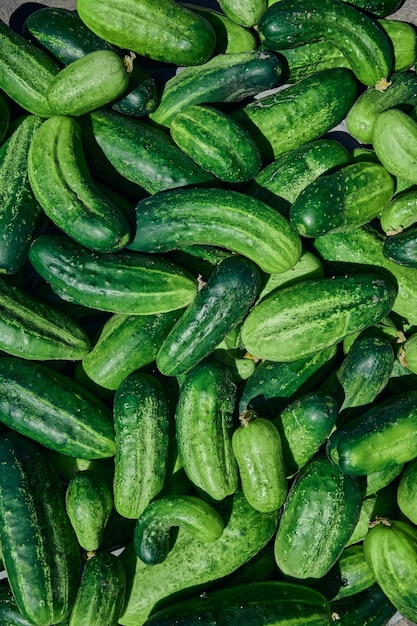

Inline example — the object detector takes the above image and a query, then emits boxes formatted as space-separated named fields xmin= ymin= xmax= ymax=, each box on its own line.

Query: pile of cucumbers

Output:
xmin=1 ymin=0 xmax=417 ymax=623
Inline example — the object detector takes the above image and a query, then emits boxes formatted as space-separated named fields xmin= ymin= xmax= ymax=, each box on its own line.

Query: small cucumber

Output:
xmin=382 ymin=226 xmax=417 ymax=268
xmin=217 ymin=0 xmax=267 ymax=27
xmin=373 ymin=108 xmax=417 ymax=184
xmin=380 ymin=187 xmax=417 ymax=235
xmin=339 ymin=0 xmax=402 ymax=16
xmin=397 ymin=457 xmax=417 ymax=525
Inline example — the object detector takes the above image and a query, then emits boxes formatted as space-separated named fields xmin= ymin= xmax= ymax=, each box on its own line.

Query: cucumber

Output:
xmin=28 ymin=234 xmax=197 ymax=315
xmin=113 ymin=372 xmax=171 ymax=520
xmin=397 ymin=457 xmax=417 ymax=525
xmin=402 ymin=331 xmax=417 ymax=375
xmin=258 ymin=0 xmax=393 ymax=87
xmin=380 ymin=187 xmax=417 ymax=235
xmin=373 ymin=108 xmax=417 ymax=184
xmin=241 ymin=273 xmax=396 ymax=362
xmin=217 ymin=0 xmax=267 ymax=27
xmin=383 ymin=226 xmax=417 ymax=268
xmin=0 ymin=356 xmax=115 ymax=460
xmin=133 ymin=495 xmax=224 ymax=565
xmin=0 ymin=578 xmax=44 ymax=625
xmin=0 ymin=91 xmax=9 ymax=144
xmin=257 ymin=250 xmax=324 ymax=301
xmin=28 ymin=115 xmax=131 ymax=253
xmin=330 ymin=582 xmax=396 ymax=626
xmin=339 ymin=0 xmax=402 ymax=16
xmin=76 ymin=0 xmax=216 ymax=66
xmin=0 ymin=114 xmax=44 ymax=275
xmin=156 ymin=254 xmax=261 ymax=377
xmin=274 ymin=455 xmax=362 ymax=580
xmin=0 ymin=430 xmax=81 ymax=625
xmin=289 ymin=161 xmax=394 ymax=238
xmin=381 ymin=18 xmax=417 ymax=72
xmin=232 ymin=68 xmax=358 ymax=162
xmin=127 ymin=187 xmax=302 ymax=275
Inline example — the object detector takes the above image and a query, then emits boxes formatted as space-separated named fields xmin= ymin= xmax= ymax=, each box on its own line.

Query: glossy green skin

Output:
xmin=258 ymin=0 xmax=393 ymax=86
xmin=76 ymin=0 xmax=216 ymax=66
xmin=150 ymin=49 xmax=283 ymax=128
xmin=134 ymin=495 xmax=224 ymax=565
xmin=364 ymin=520 xmax=417 ymax=622
xmin=380 ymin=187 xmax=417 ymax=235
xmin=29 ymin=234 xmax=197 ymax=315
xmin=257 ymin=250 xmax=324 ymax=300
xmin=326 ymin=391 xmax=417 ymax=475
xmin=69 ymin=553 xmax=126 ymax=626
xmin=28 ymin=116 xmax=131 ymax=253
xmin=232 ymin=68 xmax=358 ymax=162
xmin=0 ymin=431 xmax=81 ymax=626
xmin=381 ymin=19 xmax=417 ymax=71
xmin=241 ymin=273 xmax=396 ymax=362
xmin=373 ymin=109 xmax=417 ymax=184
xmin=313 ymin=225 xmax=417 ymax=326
xmin=397 ymin=457 xmax=417 ymax=524
xmin=82 ymin=310 xmax=179 ymax=390
xmin=0 ymin=114 xmax=43 ymax=274
xmin=65 ymin=470 xmax=113 ymax=552
xmin=217 ymin=0 xmax=267 ymax=27
xmin=128 ymin=187 xmax=302 ymax=274
xmin=0 ymin=356 xmax=115 ymax=460
xmin=0 ymin=279 xmax=90 ymax=361
xmin=383 ymin=226 xmax=417 ymax=268
xmin=339 ymin=0 xmax=402 ymax=15
xmin=403 ymin=332 xmax=417 ymax=375
xmin=0 ymin=18 xmax=59 ymax=116
xmin=119 ymin=489 xmax=278 ymax=626
xmin=330 ymin=582 xmax=396 ymax=626
xmin=232 ymin=414 xmax=287 ymax=512
xmin=174 ymin=360 xmax=239 ymax=501
xmin=290 ymin=161 xmax=394 ymax=238
xmin=144 ymin=581 xmax=331 ymax=626
xmin=0 ymin=579 xmax=43 ymax=625
xmin=346 ymin=71 xmax=417 ymax=145
xmin=157 ymin=255 xmax=261 ymax=377
xmin=113 ymin=373 xmax=170 ymax=520
xmin=0 ymin=91 xmax=9 ymax=144
xmin=274 ymin=455 xmax=362 ymax=580
xmin=171 ymin=105 xmax=261 ymax=183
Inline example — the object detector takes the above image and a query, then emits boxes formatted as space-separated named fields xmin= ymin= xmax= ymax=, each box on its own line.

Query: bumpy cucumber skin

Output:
xmin=29 ymin=234 xmax=197 ymax=315
xmin=0 ymin=431 xmax=81 ymax=626
xmin=240 ymin=273 xmax=396 ymax=362
xmin=156 ymin=255 xmax=261 ymax=377
xmin=0 ymin=356 xmax=115 ymax=460
xmin=128 ymin=187 xmax=302 ymax=275
xmin=258 ymin=0 xmax=393 ymax=86
xmin=76 ymin=0 xmax=216 ymax=66
xmin=274 ymin=455 xmax=362 ymax=580
xmin=373 ymin=108 xmax=417 ymax=184
xmin=113 ymin=372 xmax=170 ymax=520
xmin=174 ymin=360 xmax=239 ymax=501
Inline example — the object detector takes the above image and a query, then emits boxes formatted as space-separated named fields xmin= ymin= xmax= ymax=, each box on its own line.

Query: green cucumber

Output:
xmin=29 ymin=234 xmax=197 ymax=315
xmin=274 ymin=455 xmax=362 ymax=580
xmin=258 ymin=250 xmax=324 ymax=301
xmin=0 ymin=578 xmax=44 ymax=625
xmin=144 ymin=580 xmax=331 ymax=626
xmin=397 ymin=457 xmax=417 ymax=525
xmin=0 ymin=278 xmax=90 ymax=361
xmin=258 ymin=0 xmax=393 ymax=87
xmin=402 ymin=331 xmax=417 ymax=374
xmin=373 ymin=108 xmax=417 ymax=184
xmin=174 ymin=360 xmax=239 ymax=501
xmin=382 ymin=226 xmax=417 ymax=267
xmin=0 ymin=91 xmax=9 ymax=144
xmin=217 ymin=0 xmax=267 ymax=27
xmin=339 ymin=0 xmax=402 ymax=16
xmin=113 ymin=372 xmax=170 ymax=519
xmin=380 ymin=187 xmax=417 ymax=235
xmin=232 ymin=68 xmax=358 ymax=163
xmin=65 ymin=470 xmax=113 ymax=552
xmin=69 ymin=552 xmax=126 ymax=626
xmin=0 ymin=430 xmax=81 ymax=625
xmin=241 ymin=273 xmax=396 ymax=363
xmin=128 ymin=187 xmax=302 ymax=274
xmin=289 ymin=161 xmax=394 ymax=238
xmin=28 ymin=116 xmax=131 ymax=253
xmin=232 ymin=410 xmax=287 ymax=512
xmin=381 ymin=18 xmax=417 ymax=72
xmin=330 ymin=582 xmax=396 ymax=626
xmin=76 ymin=0 xmax=216 ymax=66
xmin=134 ymin=495 xmax=224 ymax=565
xmin=0 ymin=356 xmax=115 ymax=460
xmin=156 ymin=254 xmax=261 ymax=377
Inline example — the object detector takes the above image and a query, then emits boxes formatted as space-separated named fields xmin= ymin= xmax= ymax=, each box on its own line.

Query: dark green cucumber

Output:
xmin=128 ymin=187 xmax=302 ymax=275
xmin=330 ymin=582 xmax=396 ymax=626
xmin=258 ymin=0 xmax=393 ymax=87
xmin=29 ymin=234 xmax=197 ymax=315
xmin=0 ymin=356 xmax=115 ymax=460
xmin=0 ymin=430 xmax=81 ymax=625
xmin=380 ymin=187 xmax=417 ymax=235
xmin=174 ymin=360 xmax=239 ymax=501
xmin=0 ymin=578 xmax=44 ymax=625
xmin=0 ymin=278 xmax=90 ymax=361
xmin=373 ymin=108 xmax=417 ymax=184
xmin=241 ymin=273 xmax=396 ymax=363
xmin=232 ymin=68 xmax=358 ymax=163
xmin=0 ymin=114 xmax=44 ymax=274
xmin=217 ymin=0 xmax=267 ymax=28
xmin=0 ymin=18 xmax=60 ymax=116
xmin=77 ymin=0 xmax=216 ymax=66
xmin=118 ymin=489 xmax=278 ymax=626
xmin=339 ymin=0 xmax=402 ymax=16
xmin=382 ymin=226 xmax=417 ymax=268
xmin=28 ymin=115 xmax=131 ymax=253
xmin=326 ymin=390 xmax=417 ymax=475
xmin=69 ymin=552 xmax=126 ymax=626
xmin=134 ymin=495 xmax=224 ymax=565
xmin=113 ymin=372 xmax=170 ymax=519
xmin=65 ymin=470 xmax=113 ymax=552
xmin=149 ymin=49 xmax=283 ymax=128
xmin=144 ymin=581 xmax=331 ymax=626
xmin=156 ymin=255 xmax=261 ymax=377
xmin=397 ymin=457 xmax=417 ymax=524
xmin=274 ymin=455 xmax=362 ymax=580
